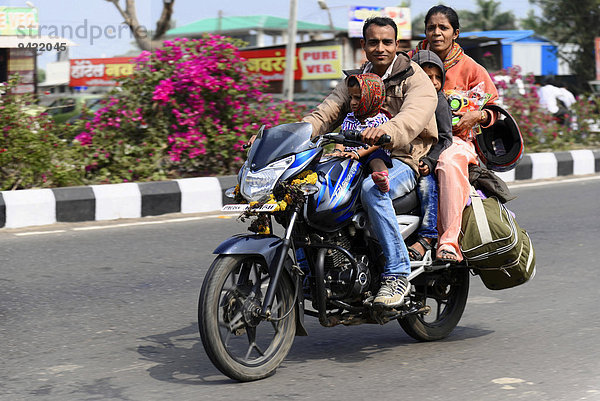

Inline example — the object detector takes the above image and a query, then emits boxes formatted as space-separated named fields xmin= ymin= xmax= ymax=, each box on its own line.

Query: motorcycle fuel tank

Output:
xmin=304 ymin=157 xmax=364 ymax=232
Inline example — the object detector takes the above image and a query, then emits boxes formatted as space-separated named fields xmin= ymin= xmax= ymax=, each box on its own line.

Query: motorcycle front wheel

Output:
xmin=198 ymin=255 xmax=297 ymax=381
xmin=399 ymin=266 xmax=469 ymax=341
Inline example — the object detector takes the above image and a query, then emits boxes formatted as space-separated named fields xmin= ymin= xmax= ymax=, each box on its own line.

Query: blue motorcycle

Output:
xmin=198 ymin=122 xmax=469 ymax=381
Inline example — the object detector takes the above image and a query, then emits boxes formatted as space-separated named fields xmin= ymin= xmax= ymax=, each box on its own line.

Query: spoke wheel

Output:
xmin=399 ymin=267 xmax=469 ymax=341
xmin=199 ymin=255 xmax=296 ymax=381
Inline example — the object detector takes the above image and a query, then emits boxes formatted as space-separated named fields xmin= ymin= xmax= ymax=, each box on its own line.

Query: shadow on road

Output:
xmin=443 ymin=325 xmax=495 ymax=342
xmin=283 ymin=323 xmax=494 ymax=365
xmin=137 ymin=323 xmax=232 ymax=385
xmin=136 ymin=322 xmax=493 ymax=385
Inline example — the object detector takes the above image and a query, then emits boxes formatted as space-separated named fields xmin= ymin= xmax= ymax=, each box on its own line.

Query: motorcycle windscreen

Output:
xmin=247 ymin=122 xmax=313 ymax=171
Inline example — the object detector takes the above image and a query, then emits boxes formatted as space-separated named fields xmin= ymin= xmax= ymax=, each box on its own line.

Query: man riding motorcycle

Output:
xmin=302 ymin=16 xmax=438 ymax=308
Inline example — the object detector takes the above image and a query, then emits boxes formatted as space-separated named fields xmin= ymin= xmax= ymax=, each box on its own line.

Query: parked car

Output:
xmin=22 ymin=104 xmax=46 ymax=117
xmin=45 ymin=95 xmax=104 ymax=125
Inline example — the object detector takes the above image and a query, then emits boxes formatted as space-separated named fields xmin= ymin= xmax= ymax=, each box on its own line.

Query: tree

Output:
xmin=519 ymin=9 xmax=541 ymax=31
xmin=105 ymin=0 xmax=175 ymax=51
xmin=527 ymin=0 xmax=600 ymax=84
xmin=459 ymin=0 xmax=517 ymax=31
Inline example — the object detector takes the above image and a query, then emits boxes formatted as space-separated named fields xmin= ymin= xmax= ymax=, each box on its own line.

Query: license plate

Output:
xmin=221 ymin=203 xmax=278 ymax=212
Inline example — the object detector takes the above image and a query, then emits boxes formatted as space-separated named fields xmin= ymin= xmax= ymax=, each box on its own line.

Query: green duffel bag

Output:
xmin=475 ymin=228 xmax=536 ymax=290
xmin=459 ymin=187 xmax=536 ymax=290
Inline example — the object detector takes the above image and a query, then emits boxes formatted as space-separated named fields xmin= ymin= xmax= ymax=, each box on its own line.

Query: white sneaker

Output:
xmin=373 ymin=275 xmax=410 ymax=308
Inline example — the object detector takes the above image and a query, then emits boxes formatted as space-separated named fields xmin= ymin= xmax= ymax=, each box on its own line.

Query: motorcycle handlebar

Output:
xmin=340 ymin=130 xmax=391 ymax=146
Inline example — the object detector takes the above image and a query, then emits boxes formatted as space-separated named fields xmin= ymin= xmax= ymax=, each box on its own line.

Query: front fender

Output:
xmin=213 ymin=234 xmax=308 ymax=336
xmin=213 ymin=234 xmax=283 ymax=267
xmin=213 ymin=234 xmax=283 ymax=268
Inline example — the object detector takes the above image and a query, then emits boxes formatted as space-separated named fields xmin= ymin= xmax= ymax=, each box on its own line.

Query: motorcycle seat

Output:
xmin=392 ymin=189 xmax=420 ymax=215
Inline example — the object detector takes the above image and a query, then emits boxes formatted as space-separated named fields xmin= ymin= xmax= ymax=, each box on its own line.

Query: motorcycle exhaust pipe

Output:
xmin=314 ymin=248 xmax=336 ymax=327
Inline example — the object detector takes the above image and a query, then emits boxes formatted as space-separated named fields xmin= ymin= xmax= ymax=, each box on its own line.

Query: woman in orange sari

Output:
xmin=411 ymin=5 xmax=499 ymax=262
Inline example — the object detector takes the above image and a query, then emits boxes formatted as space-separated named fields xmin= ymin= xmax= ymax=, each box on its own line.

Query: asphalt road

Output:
xmin=1 ymin=176 xmax=599 ymax=401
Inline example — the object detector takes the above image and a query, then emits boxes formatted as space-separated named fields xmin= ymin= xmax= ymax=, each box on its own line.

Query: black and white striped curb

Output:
xmin=0 ymin=177 xmax=228 ymax=229
xmin=0 ymin=150 xmax=598 ymax=229
xmin=495 ymin=149 xmax=600 ymax=183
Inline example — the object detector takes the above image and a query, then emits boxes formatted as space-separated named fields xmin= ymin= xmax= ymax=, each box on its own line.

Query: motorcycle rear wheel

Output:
xmin=198 ymin=255 xmax=296 ymax=381
xmin=399 ymin=267 xmax=469 ymax=341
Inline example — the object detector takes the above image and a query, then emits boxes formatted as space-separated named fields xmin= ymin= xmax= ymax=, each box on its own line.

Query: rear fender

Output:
xmin=213 ymin=234 xmax=308 ymax=336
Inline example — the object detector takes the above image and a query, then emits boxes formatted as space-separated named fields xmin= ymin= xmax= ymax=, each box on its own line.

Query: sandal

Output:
xmin=407 ymin=237 xmax=435 ymax=261
xmin=437 ymin=249 xmax=459 ymax=264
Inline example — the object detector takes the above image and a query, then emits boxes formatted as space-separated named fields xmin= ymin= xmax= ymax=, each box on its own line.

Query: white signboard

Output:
xmin=348 ymin=6 xmax=411 ymax=39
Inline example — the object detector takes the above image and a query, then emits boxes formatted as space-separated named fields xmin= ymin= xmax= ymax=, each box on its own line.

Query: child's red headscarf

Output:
xmin=351 ymin=73 xmax=386 ymax=120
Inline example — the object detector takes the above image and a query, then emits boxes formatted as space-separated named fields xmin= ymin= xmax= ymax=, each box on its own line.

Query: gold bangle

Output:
xmin=480 ymin=110 xmax=487 ymax=124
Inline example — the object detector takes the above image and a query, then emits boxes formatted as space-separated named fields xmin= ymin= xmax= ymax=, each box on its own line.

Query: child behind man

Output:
xmin=329 ymin=73 xmax=393 ymax=192
xmin=405 ymin=50 xmax=453 ymax=261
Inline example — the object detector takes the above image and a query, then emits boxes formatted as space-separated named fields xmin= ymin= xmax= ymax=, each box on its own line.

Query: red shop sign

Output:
xmin=69 ymin=57 xmax=135 ymax=87
xmin=240 ymin=48 xmax=301 ymax=81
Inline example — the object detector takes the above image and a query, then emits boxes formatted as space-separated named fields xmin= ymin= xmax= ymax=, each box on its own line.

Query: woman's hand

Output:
xmin=453 ymin=110 xmax=484 ymax=134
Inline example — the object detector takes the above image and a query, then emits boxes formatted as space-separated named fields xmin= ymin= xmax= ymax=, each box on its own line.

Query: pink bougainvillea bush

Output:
xmin=71 ymin=35 xmax=305 ymax=183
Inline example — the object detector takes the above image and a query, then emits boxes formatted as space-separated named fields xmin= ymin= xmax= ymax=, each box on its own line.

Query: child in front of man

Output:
xmin=329 ymin=73 xmax=393 ymax=192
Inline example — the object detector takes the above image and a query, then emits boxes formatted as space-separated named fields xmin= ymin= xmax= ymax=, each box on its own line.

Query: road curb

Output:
xmin=0 ymin=150 xmax=598 ymax=229
xmin=493 ymin=149 xmax=599 ymax=183
xmin=0 ymin=177 xmax=222 ymax=229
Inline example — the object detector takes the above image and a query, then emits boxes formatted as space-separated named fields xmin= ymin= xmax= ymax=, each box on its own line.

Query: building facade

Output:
xmin=457 ymin=30 xmax=573 ymax=76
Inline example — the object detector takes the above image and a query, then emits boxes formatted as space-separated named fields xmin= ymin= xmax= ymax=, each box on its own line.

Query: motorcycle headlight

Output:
xmin=240 ymin=156 xmax=295 ymax=202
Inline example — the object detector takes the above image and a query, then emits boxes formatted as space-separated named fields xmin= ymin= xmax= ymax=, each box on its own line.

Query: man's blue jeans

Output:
xmin=360 ymin=158 xmax=416 ymax=277
xmin=416 ymin=173 xmax=439 ymax=239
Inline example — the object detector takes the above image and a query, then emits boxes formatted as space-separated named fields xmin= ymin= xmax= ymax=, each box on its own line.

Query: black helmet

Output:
xmin=475 ymin=104 xmax=524 ymax=172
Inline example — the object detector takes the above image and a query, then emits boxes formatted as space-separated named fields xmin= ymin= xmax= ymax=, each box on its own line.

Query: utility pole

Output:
xmin=282 ymin=0 xmax=298 ymax=101
xmin=217 ymin=10 xmax=222 ymax=33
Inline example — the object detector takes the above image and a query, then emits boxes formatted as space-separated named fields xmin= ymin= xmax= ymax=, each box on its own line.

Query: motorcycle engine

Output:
xmin=323 ymin=232 xmax=372 ymax=300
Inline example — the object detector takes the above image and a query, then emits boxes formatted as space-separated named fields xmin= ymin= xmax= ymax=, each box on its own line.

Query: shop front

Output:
xmin=0 ymin=6 xmax=74 ymax=94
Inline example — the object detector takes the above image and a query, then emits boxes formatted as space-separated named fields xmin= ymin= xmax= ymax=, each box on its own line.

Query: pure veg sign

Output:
xmin=300 ymin=47 xmax=340 ymax=77
xmin=240 ymin=45 xmax=342 ymax=81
